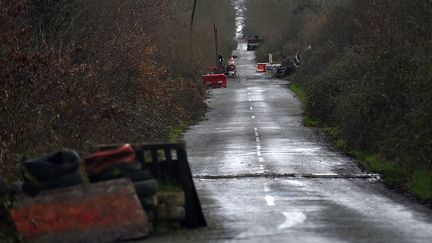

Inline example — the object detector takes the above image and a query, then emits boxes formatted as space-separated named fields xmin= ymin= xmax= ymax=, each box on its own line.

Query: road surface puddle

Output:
xmin=278 ymin=212 xmax=307 ymax=230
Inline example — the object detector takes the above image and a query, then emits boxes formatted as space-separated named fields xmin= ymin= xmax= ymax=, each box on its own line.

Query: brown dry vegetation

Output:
xmin=0 ymin=0 xmax=235 ymax=182
xmin=245 ymin=0 xmax=432 ymax=200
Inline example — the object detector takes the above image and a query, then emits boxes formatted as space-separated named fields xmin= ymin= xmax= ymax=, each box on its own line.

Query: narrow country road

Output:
xmin=149 ymin=41 xmax=432 ymax=243
xmin=148 ymin=2 xmax=432 ymax=242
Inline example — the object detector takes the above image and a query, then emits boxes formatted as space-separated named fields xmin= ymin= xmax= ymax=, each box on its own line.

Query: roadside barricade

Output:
xmin=256 ymin=63 xmax=267 ymax=73
xmin=266 ymin=63 xmax=282 ymax=76
xmin=11 ymin=179 xmax=151 ymax=242
xmin=9 ymin=142 xmax=206 ymax=242
xmin=94 ymin=142 xmax=207 ymax=229
xmin=202 ymin=74 xmax=228 ymax=88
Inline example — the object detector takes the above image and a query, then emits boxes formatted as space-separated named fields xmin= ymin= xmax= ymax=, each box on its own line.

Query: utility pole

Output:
xmin=190 ymin=0 xmax=197 ymax=31
xmin=214 ymin=24 xmax=219 ymax=71
xmin=188 ymin=0 xmax=198 ymax=67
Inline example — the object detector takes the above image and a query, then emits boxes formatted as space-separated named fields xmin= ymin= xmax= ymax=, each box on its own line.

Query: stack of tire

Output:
xmin=156 ymin=187 xmax=186 ymax=230
xmin=22 ymin=149 xmax=82 ymax=196
xmin=84 ymin=144 xmax=159 ymax=222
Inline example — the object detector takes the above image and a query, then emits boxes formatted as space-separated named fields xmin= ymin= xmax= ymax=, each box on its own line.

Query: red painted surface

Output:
xmin=85 ymin=144 xmax=136 ymax=176
xmin=256 ymin=63 xmax=267 ymax=73
xmin=202 ymin=74 xmax=228 ymax=88
xmin=11 ymin=190 xmax=147 ymax=240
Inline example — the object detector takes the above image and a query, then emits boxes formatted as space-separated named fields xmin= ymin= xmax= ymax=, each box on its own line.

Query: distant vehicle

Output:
xmin=247 ymin=35 xmax=265 ymax=51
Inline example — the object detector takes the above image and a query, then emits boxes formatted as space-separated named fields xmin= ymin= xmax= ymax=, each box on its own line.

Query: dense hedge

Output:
xmin=0 ymin=0 xmax=235 ymax=181
xmin=300 ymin=1 xmax=432 ymax=170
xmin=244 ymin=0 xmax=432 ymax=194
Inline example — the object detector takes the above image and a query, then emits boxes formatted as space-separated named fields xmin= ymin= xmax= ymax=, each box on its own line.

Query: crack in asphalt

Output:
xmin=193 ymin=172 xmax=381 ymax=180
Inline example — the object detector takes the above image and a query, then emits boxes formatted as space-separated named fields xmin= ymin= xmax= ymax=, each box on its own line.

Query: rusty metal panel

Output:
xmin=11 ymin=179 xmax=150 ymax=243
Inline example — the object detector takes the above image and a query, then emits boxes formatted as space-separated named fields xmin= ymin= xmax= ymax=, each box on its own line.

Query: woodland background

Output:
xmin=0 ymin=0 xmax=235 ymax=182
xmin=245 ymin=0 xmax=432 ymax=200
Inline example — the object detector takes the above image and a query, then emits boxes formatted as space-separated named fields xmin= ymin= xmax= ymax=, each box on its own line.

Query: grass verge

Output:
xmin=325 ymin=126 xmax=432 ymax=203
xmin=303 ymin=117 xmax=319 ymax=127
xmin=289 ymin=83 xmax=306 ymax=103
xmin=289 ymin=83 xmax=432 ymax=204
xmin=169 ymin=122 xmax=189 ymax=142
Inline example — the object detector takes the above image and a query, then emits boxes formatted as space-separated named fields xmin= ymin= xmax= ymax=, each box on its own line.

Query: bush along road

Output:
xmin=243 ymin=0 xmax=432 ymax=204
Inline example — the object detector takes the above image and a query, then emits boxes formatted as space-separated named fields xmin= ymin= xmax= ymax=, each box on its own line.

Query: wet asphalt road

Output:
xmin=147 ymin=40 xmax=432 ymax=242
xmin=147 ymin=2 xmax=432 ymax=241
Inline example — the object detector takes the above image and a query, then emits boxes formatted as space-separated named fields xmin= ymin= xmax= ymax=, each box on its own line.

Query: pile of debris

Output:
xmin=3 ymin=142 xmax=206 ymax=242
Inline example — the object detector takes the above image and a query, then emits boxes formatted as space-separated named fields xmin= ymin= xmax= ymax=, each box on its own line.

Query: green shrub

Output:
xmin=410 ymin=171 xmax=432 ymax=201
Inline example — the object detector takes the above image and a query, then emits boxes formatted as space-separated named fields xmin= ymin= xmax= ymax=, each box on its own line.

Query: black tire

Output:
xmin=105 ymin=161 xmax=142 ymax=174
xmin=146 ymin=210 xmax=154 ymax=222
xmin=89 ymin=162 xmax=142 ymax=182
xmin=22 ymin=171 xmax=82 ymax=195
xmin=40 ymin=170 xmax=82 ymax=190
xmin=21 ymin=182 xmax=41 ymax=197
xmin=126 ymin=170 xmax=154 ymax=182
xmin=89 ymin=169 xmax=126 ymax=183
xmin=140 ymin=195 xmax=156 ymax=211
xmin=134 ymin=179 xmax=159 ymax=197
xmin=24 ymin=149 xmax=80 ymax=181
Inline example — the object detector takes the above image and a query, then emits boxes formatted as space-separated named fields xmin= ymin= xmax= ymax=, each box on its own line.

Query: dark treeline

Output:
xmin=245 ymin=0 xmax=432 ymax=200
xmin=0 ymin=0 xmax=235 ymax=181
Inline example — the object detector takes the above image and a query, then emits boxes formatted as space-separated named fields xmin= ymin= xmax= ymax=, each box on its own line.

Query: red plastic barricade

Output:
xmin=202 ymin=74 xmax=227 ymax=88
xmin=256 ymin=63 xmax=267 ymax=73
xmin=84 ymin=144 xmax=136 ymax=177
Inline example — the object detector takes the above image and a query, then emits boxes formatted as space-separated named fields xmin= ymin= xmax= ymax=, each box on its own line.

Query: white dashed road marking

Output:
xmin=265 ymin=195 xmax=275 ymax=206
xmin=264 ymin=183 xmax=271 ymax=192
xmin=278 ymin=212 xmax=307 ymax=230
xmin=248 ymin=93 xmax=269 ymax=205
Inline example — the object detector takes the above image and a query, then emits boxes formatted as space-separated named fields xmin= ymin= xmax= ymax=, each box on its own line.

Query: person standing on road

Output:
xmin=218 ymin=54 xmax=225 ymax=74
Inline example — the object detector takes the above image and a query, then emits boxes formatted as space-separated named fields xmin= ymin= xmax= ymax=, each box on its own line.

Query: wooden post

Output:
xmin=190 ymin=0 xmax=197 ymax=31
xmin=214 ymin=24 xmax=219 ymax=71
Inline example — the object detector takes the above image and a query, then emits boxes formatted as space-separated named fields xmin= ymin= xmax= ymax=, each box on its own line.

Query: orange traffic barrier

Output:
xmin=202 ymin=74 xmax=228 ymax=88
xmin=256 ymin=63 xmax=267 ymax=72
